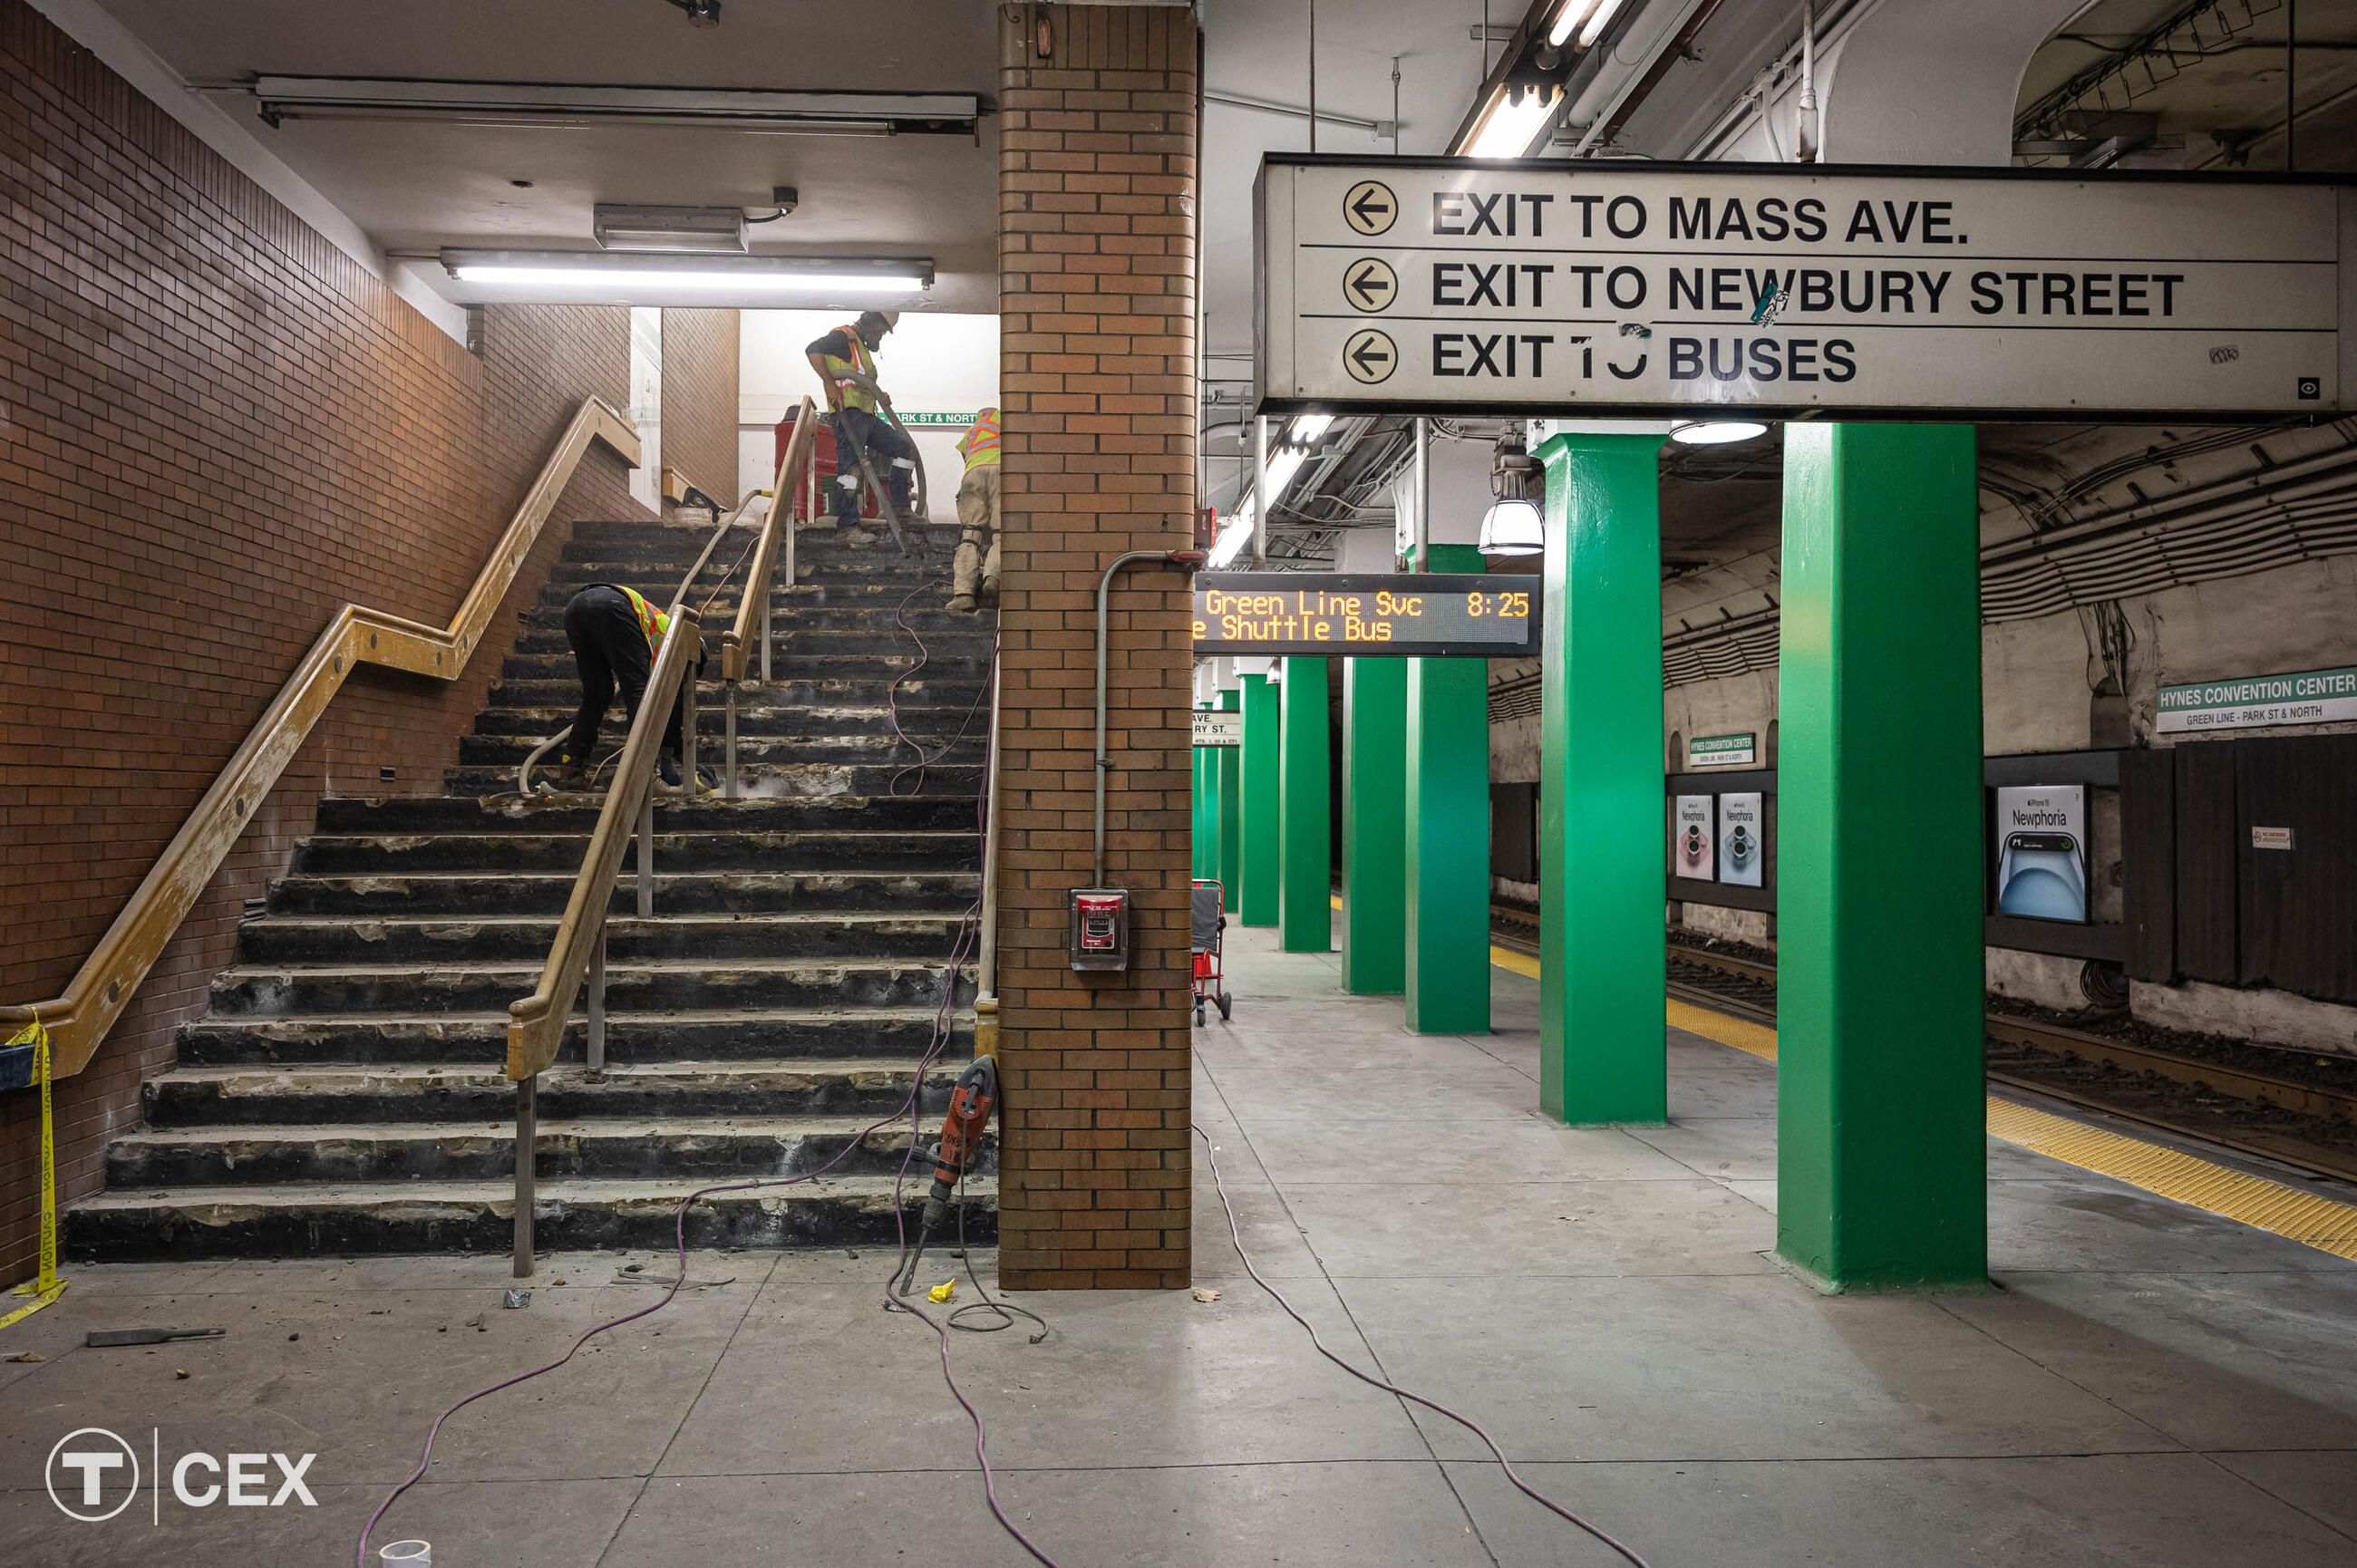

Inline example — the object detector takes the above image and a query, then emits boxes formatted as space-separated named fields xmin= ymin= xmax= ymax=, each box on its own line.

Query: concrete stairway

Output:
xmin=71 ymin=516 xmax=998 ymax=1260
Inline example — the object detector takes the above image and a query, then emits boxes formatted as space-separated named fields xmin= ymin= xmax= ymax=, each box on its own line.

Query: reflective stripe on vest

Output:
xmin=957 ymin=409 xmax=1002 ymax=469
xmin=819 ymin=324 xmax=877 ymax=415
xmin=620 ymin=586 xmax=669 ymax=654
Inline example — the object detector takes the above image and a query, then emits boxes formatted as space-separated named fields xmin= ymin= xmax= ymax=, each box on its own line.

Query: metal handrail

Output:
xmin=720 ymin=395 xmax=820 ymax=799
xmin=0 ymin=397 xmax=639 ymax=1079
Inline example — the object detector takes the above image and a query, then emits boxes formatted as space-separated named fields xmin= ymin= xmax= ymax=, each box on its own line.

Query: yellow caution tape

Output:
xmin=2 ymin=1012 xmax=69 ymax=1331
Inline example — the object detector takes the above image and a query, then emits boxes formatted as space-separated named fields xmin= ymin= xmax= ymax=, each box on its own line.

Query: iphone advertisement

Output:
xmin=1717 ymin=793 xmax=1764 ymax=887
xmin=1993 ymin=785 xmax=2087 ymax=923
xmin=1673 ymin=795 xmax=1715 ymax=882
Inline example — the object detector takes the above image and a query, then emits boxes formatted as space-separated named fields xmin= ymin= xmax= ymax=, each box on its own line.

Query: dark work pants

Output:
xmin=561 ymin=585 xmax=683 ymax=761
xmin=830 ymin=408 xmax=916 ymax=525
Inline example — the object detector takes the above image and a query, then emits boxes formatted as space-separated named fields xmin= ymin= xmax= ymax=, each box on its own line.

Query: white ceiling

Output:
xmin=95 ymin=0 xmax=1003 ymax=312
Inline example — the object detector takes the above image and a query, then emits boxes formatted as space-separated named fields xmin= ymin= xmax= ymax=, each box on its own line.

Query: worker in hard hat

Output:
xmin=947 ymin=405 xmax=1000 ymax=614
xmin=805 ymin=310 xmax=917 ymax=537
xmin=545 ymin=582 xmax=709 ymax=793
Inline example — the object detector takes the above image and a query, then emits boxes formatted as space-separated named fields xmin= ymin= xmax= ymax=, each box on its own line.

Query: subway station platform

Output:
xmin=4 ymin=928 xmax=2354 ymax=1564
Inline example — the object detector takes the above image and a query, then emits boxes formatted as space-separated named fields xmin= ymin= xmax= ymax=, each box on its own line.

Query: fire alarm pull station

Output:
xmin=1068 ymin=888 xmax=1130 ymax=972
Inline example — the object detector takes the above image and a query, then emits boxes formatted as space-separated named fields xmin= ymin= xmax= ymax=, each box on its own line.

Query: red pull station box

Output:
xmin=1068 ymin=888 xmax=1130 ymax=972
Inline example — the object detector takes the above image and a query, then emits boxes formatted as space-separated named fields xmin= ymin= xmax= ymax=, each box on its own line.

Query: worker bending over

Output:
xmin=948 ymin=404 xmax=1000 ymax=614
xmin=547 ymin=583 xmax=708 ymax=792
xmin=806 ymin=310 xmax=917 ymax=536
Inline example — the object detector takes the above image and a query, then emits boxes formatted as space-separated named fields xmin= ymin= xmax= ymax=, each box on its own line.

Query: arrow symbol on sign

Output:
xmin=1351 ymin=338 xmax=1392 ymax=374
xmin=1351 ymin=189 xmax=1391 ymax=226
xmin=1350 ymin=265 xmax=1387 ymax=305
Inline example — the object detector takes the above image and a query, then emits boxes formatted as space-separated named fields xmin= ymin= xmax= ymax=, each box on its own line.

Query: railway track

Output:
xmin=1489 ymin=904 xmax=2357 ymax=1185
xmin=1662 ymin=935 xmax=2357 ymax=1186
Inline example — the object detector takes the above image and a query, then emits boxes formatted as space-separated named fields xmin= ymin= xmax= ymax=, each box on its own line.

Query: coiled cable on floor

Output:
xmin=1192 ymin=1124 xmax=1658 ymax=1568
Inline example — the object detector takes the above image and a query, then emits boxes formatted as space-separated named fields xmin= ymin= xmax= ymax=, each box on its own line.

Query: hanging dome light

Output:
xmin=1479 ymin=431 xmax=1546 ymax=557
xmin=1669 ymin=419 xmax=1770 ymax=445
xmin=1478 ymin=497 xmax=1545 ymax=557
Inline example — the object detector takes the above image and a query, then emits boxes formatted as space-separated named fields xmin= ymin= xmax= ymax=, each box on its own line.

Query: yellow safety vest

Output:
xmin=818 ymin=324 xmax=878 ymax=415
xmin=957 ymin=408 xmax=1002 ymax=469
xmin=620 ymin=586 xmax=669 ymax=654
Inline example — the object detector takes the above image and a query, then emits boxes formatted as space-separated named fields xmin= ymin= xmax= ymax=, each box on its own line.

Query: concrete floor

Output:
xmin=5 ymin=925 xmax=2356 ymax=1565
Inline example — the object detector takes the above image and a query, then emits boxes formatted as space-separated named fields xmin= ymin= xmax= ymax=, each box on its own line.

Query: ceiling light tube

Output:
xmin=1547 ymin=0 xmax=1605 ymax=48
xmin=1287 ymin=412 xmax=1334 ymax=444
xmin=1575 ymin=0 xmax=1627 ymax=47
xmin=1463 ymin=83 xmax=1562 ymax=158
xmin=247 ymin=77 xmax=980 ymax=135
xmin=440 ymin=250 xmax=933 ymax=294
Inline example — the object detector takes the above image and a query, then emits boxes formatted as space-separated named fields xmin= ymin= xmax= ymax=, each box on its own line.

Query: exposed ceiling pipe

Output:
xmin=1568 ymin=0 xmax=1728 ymax=157
xmin=1794 ymin=0 xmax=1819 ymax=160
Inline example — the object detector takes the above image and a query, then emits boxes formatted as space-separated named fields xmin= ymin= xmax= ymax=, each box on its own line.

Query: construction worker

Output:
xmin=547 ymin=583 xmax=708 ymax=792
xmin=805 ymin=310 xmax=917 ymax=536
xmin=948 ymin=404 xmax=1000 ymax=614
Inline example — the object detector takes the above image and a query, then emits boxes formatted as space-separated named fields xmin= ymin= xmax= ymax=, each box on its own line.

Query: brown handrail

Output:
xmin=502 ymin=605 xmax=701 ymax=1084
xmin=1 ymin=396 xmax=639 ymax=1079
xmin=723 ymin=396 xmax=818 ymax=684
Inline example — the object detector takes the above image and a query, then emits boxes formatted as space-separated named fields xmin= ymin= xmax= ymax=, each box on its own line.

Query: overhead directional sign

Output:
xmin=1192 ymin=710 xmax=1244 ymax=747
xmin=1256 ymin=154 xmax=2355 ymax=420
xmin=1192 ymin=573 xmax=1538 ymax=658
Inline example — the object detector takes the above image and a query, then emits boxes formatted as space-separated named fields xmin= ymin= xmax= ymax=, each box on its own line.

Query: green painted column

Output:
xmin=1534 ymin=431 xmax=1668 ymax=1126
xmin=1278 ymin=655 xmax=1333 ymax=953
xmin=1216 ymin=689 xmax=1243 ymax=901
xmin=1191 ymin=707 xmax=1211 ymax=880
xmin=1342 ymin=656 xmax=1406 ymax=993
xmin=1238 ymin=673 xmax=1281 ymax=926
xmin=1778 ymin=422 xmax=1985 ymax=1292
xmin=1404 ymin=544 xmax=1490 ymax=1034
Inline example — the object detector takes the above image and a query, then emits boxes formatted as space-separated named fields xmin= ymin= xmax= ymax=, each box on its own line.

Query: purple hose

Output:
xmin=1192 ymin=1126 xmax=1657 ymax=1568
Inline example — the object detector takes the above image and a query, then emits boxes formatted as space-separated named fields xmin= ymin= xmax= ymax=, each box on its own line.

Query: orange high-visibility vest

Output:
xmin=620 ymin=586 xmax=669 ymax=654
xmin=818 ymin=324 xmax=878 ymax=415
xmin=957 ymin=408 xmax=1002 ymax=469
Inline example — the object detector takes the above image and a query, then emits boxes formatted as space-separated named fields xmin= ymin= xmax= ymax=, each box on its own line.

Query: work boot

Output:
xmin=981 ymin=578 xmax=1001 ymax=607
xmin=839 ymin=526 xmax=876 ymax=547
xmin=946 ymin=593 xmax=977 ymax=615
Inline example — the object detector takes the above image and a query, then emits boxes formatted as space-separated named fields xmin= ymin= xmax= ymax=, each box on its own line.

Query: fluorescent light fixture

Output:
xmin=1670 ymin=420 xmax=1770 ymax=445
xmin=440 ymin=250 xmax=933 ymax=295
xmin=1547 ymin=0 xmax=1605 ymax=47
xmin=1464 ymin=84 xmax=1562 ymax=158
xmin=1478 ymin=498 xmax=1545 ymax=557
xmin=1287 ymin=412 xmax=1334 ymax=444
xmin=247 ymin=77 xmax=980 ymax=136
xmin=1264 ymin=445 xmax=1309 ymax=498
xmin=594 ymin=204 xmax=747 ymax=254
xmin=1573 ymin=0 xmax=1628 ymax=48
xmin=1208 ymin=510 xmax=1256 ymax=568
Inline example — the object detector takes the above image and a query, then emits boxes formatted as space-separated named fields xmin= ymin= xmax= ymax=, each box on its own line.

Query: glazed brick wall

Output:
xmin=994 ymin=3 xmax=1198 ymax=1291
xmin=0 ymin=0 xmax=702 ymax=1285
xmin=661 ymin=306 xmax=741 ymax=503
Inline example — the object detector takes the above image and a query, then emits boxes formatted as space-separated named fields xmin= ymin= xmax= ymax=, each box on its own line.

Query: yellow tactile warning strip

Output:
xmin=1664 ymin=997 xmax=2357 ymax=1264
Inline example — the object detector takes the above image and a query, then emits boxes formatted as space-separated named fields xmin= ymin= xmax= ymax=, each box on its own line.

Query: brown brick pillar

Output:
xmin=994 ymin=2 xmax=1198 ymax=1291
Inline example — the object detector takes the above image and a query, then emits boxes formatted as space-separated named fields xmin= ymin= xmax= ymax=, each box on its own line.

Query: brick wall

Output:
xmin=0 ymin=0 xmax=702 ymax=1284
xmin=661 ymin=306 xmax=741 ymax=503
xmin=994 ymin=2 xmax=1198 ymax=1291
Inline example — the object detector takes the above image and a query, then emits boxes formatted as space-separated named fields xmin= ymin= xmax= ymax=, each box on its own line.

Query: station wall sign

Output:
xmin=2156 ymin=663 xmax=2357 ymax=733
xmin=1256 ymin=154 xmax=2353 ymax=421
xmin=1688 ymin=731 xmax=1757 ymax=768
xmin=1192 ymin=710 xmax=1243 ymax=747
xmin=1191 ymin=572 xmax=1538 ymax=657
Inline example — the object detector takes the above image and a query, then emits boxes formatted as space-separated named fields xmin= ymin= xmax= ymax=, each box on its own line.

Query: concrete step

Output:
xmin=267 ymin=869 xmax=975 ymax=919
xmin=519 ymin=601 xmax=995 ymax=634
xmin=441 ymin=763 xmax=983 ymax=799
xmin=497 ymin=650 xmax=987 ymax=683
xmin=457 ymin=731 xmax=984 ymax=769
xmin=293 ymin=828 xmax=979 ymax=876
xmin=509 ymin=625 xmax=994 ymax=660
xmin=67 ymin=1173 xmax=994 ymax=1260
xmin=181 ymin=1007 xmax=971 ymax=1066
xmin=144 ymin=1057 xmax=965 ymax=1126
xmin=470 ymin=702 xmax=977 ymax=741
xmin=488 ymin=675 xmax=985 ymax=710
xmin=103 ymin=1114 xmax=988 ymax=1186
xmin=208 ymin=959 xmax=975 ymax=1017
xmin=311 ymin=792 xmax=975 ymax=836
xmin=237 ymin=913 xmax=970 ymax=965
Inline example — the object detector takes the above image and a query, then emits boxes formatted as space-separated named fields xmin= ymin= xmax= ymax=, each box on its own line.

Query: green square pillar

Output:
xmin=1238 ymin=673 xmax=1281 ymax=926
xmin=1192 ymin=705 xmax=1212 ymax=880
xmin=1278 ymin=655 xmax=1333 ymax=952
xmin=1342 ymin=656 xmax=1406 ymax=993
xmin=1534 ymin=431 xmax=1667 ymax=1126
xmin=1216 ymin=689 xmax=1243 ymax=900
xmin=1404 ymin=544 xmax=1490 ymax=1034
xmin=1778 ymin=422 xmax=1986 ymax=1292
